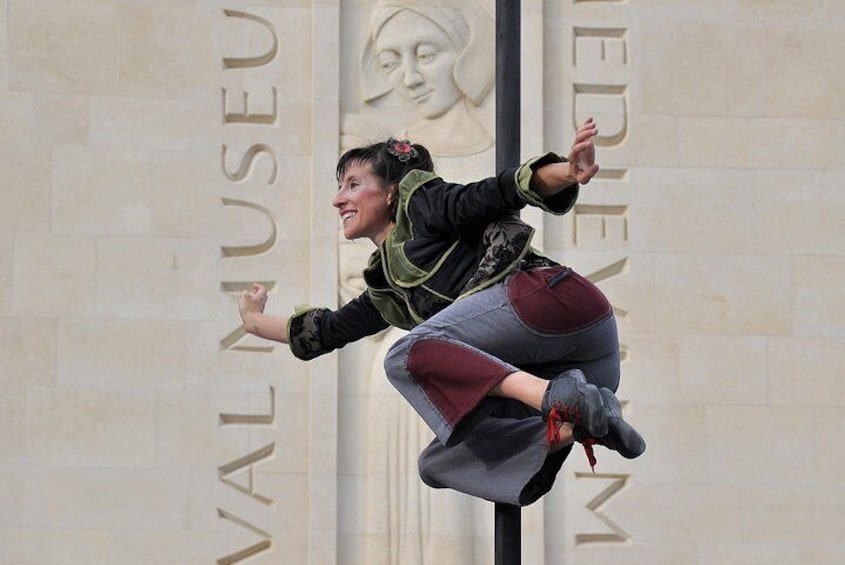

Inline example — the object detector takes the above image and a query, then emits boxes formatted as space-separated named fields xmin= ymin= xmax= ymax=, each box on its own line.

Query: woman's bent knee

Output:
xmin=383 ymin=325 xmax=441 ymax=379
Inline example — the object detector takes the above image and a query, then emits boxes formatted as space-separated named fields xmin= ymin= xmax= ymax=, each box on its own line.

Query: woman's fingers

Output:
xmin=240 ymin=283 xmax=268 ymax=311
xmin=574 ymin=122 xmax=598 ymax=142
xmin=570 ymin=135 xmax=599 ymax=184
xmin=570 ymin=140 xmax=595 ymax=168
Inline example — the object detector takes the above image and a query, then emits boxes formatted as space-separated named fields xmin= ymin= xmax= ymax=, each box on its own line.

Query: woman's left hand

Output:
xmin=238 ymin=283 xmax=268 ymax=324
xmin=568 ymin=117 xmax=600 ymax=185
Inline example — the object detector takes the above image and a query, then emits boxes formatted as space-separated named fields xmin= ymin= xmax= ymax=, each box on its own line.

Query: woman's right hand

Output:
xmin=567 ymin=117 xmax=600 ymax=185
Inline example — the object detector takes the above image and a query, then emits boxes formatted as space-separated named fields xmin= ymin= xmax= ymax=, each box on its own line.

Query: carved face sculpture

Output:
xmin=374 ymin=10 xmax=463 ymax=119
xmin=333 ymin=161 xmax=394 ymax=244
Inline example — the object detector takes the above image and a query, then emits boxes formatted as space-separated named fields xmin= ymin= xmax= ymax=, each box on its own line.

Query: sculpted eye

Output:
xmin=417 ymin=45 xmax=438 ymax=64
xmin=378 ymin=51 xmax=400 ymax=72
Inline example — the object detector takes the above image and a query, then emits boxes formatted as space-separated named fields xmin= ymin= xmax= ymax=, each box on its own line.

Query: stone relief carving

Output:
xmin=336 ymin=3 xmax=497 ymax=563
xmin=339 ymin=0 xmax=497 ymax=302
xmin=354 ymin=0 xmax=494 ymax=157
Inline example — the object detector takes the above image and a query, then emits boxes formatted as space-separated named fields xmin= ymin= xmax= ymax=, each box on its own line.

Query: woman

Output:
xmin=238 ymin=118 xmax=645 ymax=506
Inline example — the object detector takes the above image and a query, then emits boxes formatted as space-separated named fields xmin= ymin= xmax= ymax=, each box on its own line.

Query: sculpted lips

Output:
xmin=410 ymin=90 xmax=433 ymax=103
xmin=340 ymin=210 xmax=357 ymax=222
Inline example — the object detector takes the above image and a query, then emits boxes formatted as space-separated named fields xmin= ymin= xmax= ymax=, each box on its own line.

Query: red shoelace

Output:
xmin=547 ymin=405 xmax=599 ymax=473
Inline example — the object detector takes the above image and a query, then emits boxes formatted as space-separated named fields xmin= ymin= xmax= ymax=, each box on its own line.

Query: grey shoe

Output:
xmin=541 ymin=369 xmax=608 ymax=442
xmin=575 ymin=387 xmax=646 ymax=469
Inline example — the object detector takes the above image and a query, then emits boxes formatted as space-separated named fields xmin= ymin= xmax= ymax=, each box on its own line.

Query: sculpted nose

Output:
xmin=402 ymin=61 xmax=424 ymax=87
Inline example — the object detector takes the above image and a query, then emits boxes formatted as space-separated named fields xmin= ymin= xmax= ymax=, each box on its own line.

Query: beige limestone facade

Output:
xmin=1 ymin=0 xmax=844 ymax=564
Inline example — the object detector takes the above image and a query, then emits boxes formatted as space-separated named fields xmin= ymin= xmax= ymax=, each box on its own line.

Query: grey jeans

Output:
xmin=383 ymin=266 xmax=620 ymax=505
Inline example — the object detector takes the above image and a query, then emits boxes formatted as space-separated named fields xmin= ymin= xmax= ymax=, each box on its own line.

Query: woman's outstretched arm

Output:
xmin=530 ymin=117 xmax=600 ymax=198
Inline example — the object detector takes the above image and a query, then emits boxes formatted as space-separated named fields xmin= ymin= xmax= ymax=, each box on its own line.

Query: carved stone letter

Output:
xmin=222 ymin=9 xmax=278 ymax=69
xmin=573 ymin=204 xmax=629 ymax=246
xmin=221 ymin=144 xmax=278 ymax=184
xmin=222 ymin=87 xmax=278 ymax=125
xmin=219 ymin=198 xmax=277 ymax=257
xmin=574 ymin=84 xmax=628 ymax=146
xmin=218 ymin=443 xmax=276 ymax=506
xmin=216 ymin=508 xmax=273 ymax=565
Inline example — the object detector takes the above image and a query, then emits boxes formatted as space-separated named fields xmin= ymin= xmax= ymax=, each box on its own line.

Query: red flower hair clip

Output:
xmin=386 ymin=137 xmax=419 ymax=162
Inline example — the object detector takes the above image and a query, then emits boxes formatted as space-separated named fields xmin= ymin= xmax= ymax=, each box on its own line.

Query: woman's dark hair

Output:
xmin=335 ymin=140 xmax=434 ymax=186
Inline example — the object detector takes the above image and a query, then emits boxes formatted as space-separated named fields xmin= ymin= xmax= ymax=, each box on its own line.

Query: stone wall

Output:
xmin=1 ymin=1 xmax=843 ymax=564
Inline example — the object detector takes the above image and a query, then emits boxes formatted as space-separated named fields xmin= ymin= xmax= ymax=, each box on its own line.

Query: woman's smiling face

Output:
xmin=374 ymin=10 xmax=463 ymax=119
xmin=333 ymin=160 xmax=395 ymax=245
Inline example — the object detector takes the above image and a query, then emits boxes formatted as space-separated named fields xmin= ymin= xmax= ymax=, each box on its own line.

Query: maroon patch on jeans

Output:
xmin=507 ymin=268 xmax=612 ymax=334
xmin=406 ymin=339 xmax=512 ymax=427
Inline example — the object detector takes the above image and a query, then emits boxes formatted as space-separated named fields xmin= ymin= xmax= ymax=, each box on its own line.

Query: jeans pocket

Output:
xmin=508 ymin=267 xmax=610 ymax=334
xmin=547 ymin=266 xmax=572 ymax=288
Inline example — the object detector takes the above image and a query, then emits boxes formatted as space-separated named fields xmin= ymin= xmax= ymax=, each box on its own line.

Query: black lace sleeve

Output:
xmin=287 ymin=292 xmax=390 ymax=361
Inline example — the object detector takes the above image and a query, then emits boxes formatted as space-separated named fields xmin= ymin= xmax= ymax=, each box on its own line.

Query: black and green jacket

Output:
xmin=287 ymin=153 xmax=579 ymax=360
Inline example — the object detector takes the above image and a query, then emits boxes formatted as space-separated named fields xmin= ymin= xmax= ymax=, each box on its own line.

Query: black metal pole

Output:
xmin=495 ymin=501 xmax=521 ymax=565
xmin=496 ymin=0 xmax=521 ymax=172
xmin=494 ymin=1 xmax=521 ymax=564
